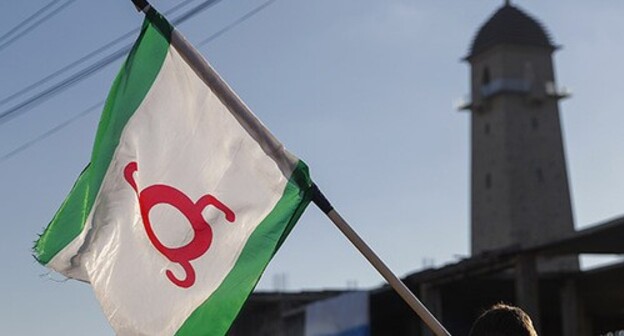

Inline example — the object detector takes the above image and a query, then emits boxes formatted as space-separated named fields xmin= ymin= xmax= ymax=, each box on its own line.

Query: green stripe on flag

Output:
xmin=175 ymin=161 xmax=313 ymax=336
xmin=34 ymin=9 xmax=173 ymax=265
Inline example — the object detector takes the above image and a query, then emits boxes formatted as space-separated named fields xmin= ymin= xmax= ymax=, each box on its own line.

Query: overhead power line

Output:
xmin=0 ymin=0 xmax=223 ymax=125
xmin=0 ymin=47 xmax=131 ymax=124
xmin=197 ymin=0 xmax=277 ymax=47
xmin=0 ymin=0 xmax=62 ymax=43
xmin=0 ymin=101 xmax=104 ymax=163
xmin=0 ymin=30 xmax=136 ymax=108
xmin=0 ymin=0 xmax=76 ymax=52
xmin=0 ymin=0 xmax=198 ymax=108
xmin=0 ymin=0 xmax=279 ymax=164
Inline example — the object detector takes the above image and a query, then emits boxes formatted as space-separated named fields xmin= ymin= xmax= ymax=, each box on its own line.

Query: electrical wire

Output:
xmin=0 ymin=0 xmax=222 ymax=125
xmin=0 ymin=0 xmax=279 ymax=164
xmin=0 ymin=101 xmax=104 ymax=163
xmin=0 ymin=0 xmax=76 ymax=52
xmin=0 ymin=0 xmax=63 ymax=44
xmin=0 ymin=0 xmax=198 ymax=108
xmin=0 ymin=47 xmax=131 ymax=125
xmin=197 ymin=0 xmax=277 ymax=47
xmin=0 ymin=30 xmax=135 ymax=108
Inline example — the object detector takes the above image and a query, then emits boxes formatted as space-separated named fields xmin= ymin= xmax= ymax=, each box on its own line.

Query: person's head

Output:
xmin=468 ymin=303 xmax=537 ymax=336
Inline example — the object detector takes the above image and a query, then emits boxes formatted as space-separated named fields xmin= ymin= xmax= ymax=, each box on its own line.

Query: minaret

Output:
xmin=462 ymin=3 xmax=577 ymax=270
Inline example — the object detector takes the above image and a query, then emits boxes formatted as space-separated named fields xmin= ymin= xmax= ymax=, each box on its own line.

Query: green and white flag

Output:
xmin=35 ymin=7 xmax=312 ymax=336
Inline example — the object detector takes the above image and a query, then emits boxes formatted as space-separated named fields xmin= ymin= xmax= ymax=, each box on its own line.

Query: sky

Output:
xmin=1 ymin=0 xmax=623 ymax=334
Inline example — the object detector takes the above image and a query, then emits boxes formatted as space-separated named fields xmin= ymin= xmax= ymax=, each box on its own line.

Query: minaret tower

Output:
xmin=462 ymin=3 xmax=577 ymax=270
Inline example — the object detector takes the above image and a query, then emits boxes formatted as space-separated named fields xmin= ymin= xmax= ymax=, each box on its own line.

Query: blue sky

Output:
xmin=1 ymin=1 xmax=623 ymax=334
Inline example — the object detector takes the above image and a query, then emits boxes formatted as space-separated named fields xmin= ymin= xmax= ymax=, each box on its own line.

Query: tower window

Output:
xmin=484 ymin=123 xmax=490 ymax=134
xmin=485 ymin=173 xmax=492 ymax=189
xmin=531 ymin=117 xmax=539 ymax=130
xmin=482 ymin=67 xmax=491 ymax=85
xmin=536 ymin=168 xmax=544 ymax=183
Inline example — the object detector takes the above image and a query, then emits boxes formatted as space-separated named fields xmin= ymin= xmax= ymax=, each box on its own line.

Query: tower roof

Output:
xmin=467 ymin=3 xmax=555 ymax=59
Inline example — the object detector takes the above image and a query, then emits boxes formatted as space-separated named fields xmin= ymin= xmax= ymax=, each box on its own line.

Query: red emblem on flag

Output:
xmin=124 ymin=161 xmax=235 ymax=288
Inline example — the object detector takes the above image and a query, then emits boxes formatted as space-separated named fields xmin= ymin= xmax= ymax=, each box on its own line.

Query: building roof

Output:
xmin=393 ymin=215 xmax=624 ymax=287
xmin=528 ymin=215 xmax=624 ymax=256
xmin=467 ymin=3 xmax=555 ymax=58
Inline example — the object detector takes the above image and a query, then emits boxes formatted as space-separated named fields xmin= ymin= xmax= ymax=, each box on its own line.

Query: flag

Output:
xmin=34 ymin=7 xmax=312 ymax=336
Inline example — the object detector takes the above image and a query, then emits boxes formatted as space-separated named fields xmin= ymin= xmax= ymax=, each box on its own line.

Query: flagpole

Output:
xmin=130 ymin=0 xmax=150 ymax=12
xmin=126 ymin=1 xmax=448 ymax=333
xmin=311 ymin=184 xmax=451 ymax=336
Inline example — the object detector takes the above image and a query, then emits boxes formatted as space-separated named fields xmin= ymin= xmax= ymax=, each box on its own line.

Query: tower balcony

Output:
xmin=545 ymin=81 xmax=571 ymax=99
xmin=481 ymin=78 xmax=530 ymax=97
xmin=457 ymin=78 xmax=570 ymax=112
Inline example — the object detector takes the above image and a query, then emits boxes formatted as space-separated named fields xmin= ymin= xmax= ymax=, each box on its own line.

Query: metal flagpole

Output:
xmin=311 ymin=184 xmax=451 ymax=336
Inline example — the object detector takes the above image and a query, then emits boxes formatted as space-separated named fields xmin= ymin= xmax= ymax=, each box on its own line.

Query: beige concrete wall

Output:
xmin=468 ymin=45 xmax=577 ymax=270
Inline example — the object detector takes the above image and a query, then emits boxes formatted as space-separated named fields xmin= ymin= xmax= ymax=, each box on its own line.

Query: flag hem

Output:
xmin=33 ymin=9 xmax=172 ymax=265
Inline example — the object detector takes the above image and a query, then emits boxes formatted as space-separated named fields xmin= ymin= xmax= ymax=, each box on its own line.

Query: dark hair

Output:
xmin=468 ymin=303 xmax=537 ymax=336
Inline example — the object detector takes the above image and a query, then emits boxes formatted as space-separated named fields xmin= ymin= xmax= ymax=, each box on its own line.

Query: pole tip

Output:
xmin=311 ymin=184 xmax=333 ymax=214
xmin=131 ymin=0 xmax=150 ymax=12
